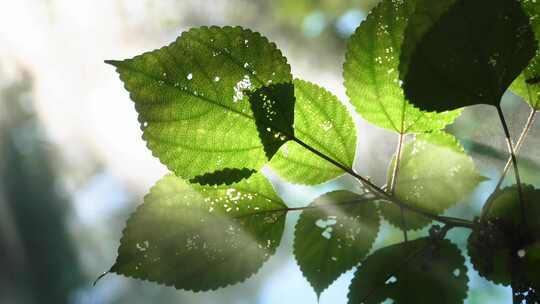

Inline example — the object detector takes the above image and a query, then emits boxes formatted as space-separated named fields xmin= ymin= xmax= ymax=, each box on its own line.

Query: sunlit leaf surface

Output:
xmin=293 ymin=191 xmax=380 ymax=296
xmin=511 ymin=0 xmax=540 ymax=110
xmin=343 ymin=0 xmax=460 ymax=134
xmin=107 ymin=26 xmax=293 ymax=180
xmin=468 ymin=184 xmax=540 ymax=287
xmin=348 ymin=238 xmax=468 ymax=304
xmin=402 ymin=0 xmax=537 ymax=111
xmin=269 ymin=80 xmax=356 ymax=184
xmin=111 ymin=173 xmax=287 ymax=291
xmin=380 ymin=132 xmax=484 ymax=230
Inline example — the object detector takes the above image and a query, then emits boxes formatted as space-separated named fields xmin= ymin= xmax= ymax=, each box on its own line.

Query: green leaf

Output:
xmin=468 ymin=184 xmax=540 ymax=286
xmin=348 ymin=238 xmax=468 ymax=304
xmin=401 ymin=0 xmax=538 ymax=112
xmin=511 ymin=1 xmax=540 ymax=110
xmin=511 ymin=69 xmax=540 ymax=111
xmin=189 ymin=168 xmax=256 ymax=185
xmin=523 ymin=242 xmax=540 ymax=290
xmin=380 ymin=132 xmax=483 ymax=230
xmin=247 ymin=82 xmax=295 ymax=158
xmin=293 ymin=191 xmax=380 ymax=296
xmin=398 ymin=0 xmax=459 ymax=80
xmin=343 ymin=0 xmax=460 ymax=134
xmin=107 ymin=26 xmax=293 ymax=180
xmin=111 ymin=173 xmax=287 ymax=291
xmin=269 ymin=80 xmax=356 ymax=185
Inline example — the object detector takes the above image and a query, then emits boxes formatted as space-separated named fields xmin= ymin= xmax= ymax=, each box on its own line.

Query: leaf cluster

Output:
xmin=103 ymin=0 xmax=540 ymax=303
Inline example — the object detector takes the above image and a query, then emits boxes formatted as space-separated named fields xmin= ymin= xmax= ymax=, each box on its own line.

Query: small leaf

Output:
xmin=348 ymin=238 xmax=468 ymax=304
xmin=380 ymin=132 xmax=483 ymax=230
xmin=401 ymin=0 xmax=537 ymax=112
xmin=468 ymin=184 xmax=540 ymax=286
xmin=269 ymin=80 xmax=357 ymax=184
xmin=189 ymin=168 xmax=256 ymax=185
xmin=111 ymin=173 xmax=287 ymax=291
xmin=343 ymin=0 xmax=460 ymax=134
xmin=293 ymin=191 xmax=380 ymax=296
xmin=107 ymin=26 xmax=293 ymax=180
xmin=511 ymin=1 xmax=540 ymax=110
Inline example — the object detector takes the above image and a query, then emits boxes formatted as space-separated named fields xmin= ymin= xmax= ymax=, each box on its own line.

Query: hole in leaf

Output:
xmin=385 ymin=276 xmax=397 ymax=285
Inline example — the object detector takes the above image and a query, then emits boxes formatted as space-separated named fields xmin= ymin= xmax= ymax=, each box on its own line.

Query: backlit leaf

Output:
xmin=293 ymin=191 xmax=380 ymax=296
xmin=343 ymin=0 xmax=460 ymax=134
xmin=511 ymin=0 xmax=540 ymax=110
xmin=111 ymin=173 xmax=287 ymax=291
xmin=107 ymin=26 xmax=293 ymax=180
xmin=269 ymin=80 xmax=356 ymax=184
xmin=380 ymin=132 xmax=484 ymax=230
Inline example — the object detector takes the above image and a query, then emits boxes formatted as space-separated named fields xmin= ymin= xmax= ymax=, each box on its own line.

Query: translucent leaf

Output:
xmin=293 ymin=191 xmax=380 ymax=296
xmin=111 ymin=173 xmax=287 ymax=291
xmin=343 ymin=0 xmax=460 ymax=134
xmin=107 ymin=26 xmax=293 ymax=180
xmin=189 ymin=168 xmax=256 ymax=186
xmin=380 ymin=132 xmax=484 ymax=230
xmin=348 ymin=238 xmax=468 ymax=304
xmin=510 ymin=1 xmax=540 ymax=110
xmin=269 ymin=80 xmax=356 ymax=184
xmin=401 ymin=0 xmax=537 ymax=112
xmin=468 ymin=184 xmax=540 ymax=286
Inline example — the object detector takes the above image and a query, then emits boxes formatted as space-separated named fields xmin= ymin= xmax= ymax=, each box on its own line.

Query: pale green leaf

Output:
xmin=380 ymin=132 xmax=483 ymax=230
xmin=269 ymin=80 xmax=356 ymax=184
xmin=111 ymin=173 xmax=287 ymax=291
xmin=343 ymin=0 xmax=460 ymax=134
xmin=348 ymin=238 xmax=468 ymax=304
xmin=293 ymin=191 xmax=380 ymax=296
xmin=510 ymin=0 xmax=540 ymax=110
xmin=107 ymin=26 xmax=293 ymax=180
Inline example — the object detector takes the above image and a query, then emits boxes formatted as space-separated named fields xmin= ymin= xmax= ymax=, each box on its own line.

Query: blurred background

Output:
xmin=1 ymin=0 xmax=539 ymax=303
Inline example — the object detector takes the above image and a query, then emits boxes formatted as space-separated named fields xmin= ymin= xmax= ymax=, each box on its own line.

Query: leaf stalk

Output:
xmin=290 ymin=136 xmax=475 ymax=229
xmin=495 ymin=105 xmax=527 ymax=227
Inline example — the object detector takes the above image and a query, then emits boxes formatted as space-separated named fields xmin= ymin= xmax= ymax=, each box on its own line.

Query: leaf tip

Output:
xmin=93 ymin=270 xmax=110 ymax=286
xmin=104 ymin=59 xmax=122 ymax=67
xmin=478 ymin=175 xmax=491 ymax=182
xmin=315 ymin=291 xmax=322 ymax=303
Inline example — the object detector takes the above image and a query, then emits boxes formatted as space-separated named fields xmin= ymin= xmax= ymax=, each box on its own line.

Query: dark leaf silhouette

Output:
xmin=468 ymin=184 xmax=540 ymax=287
xmin=189 ymin=168 xmax=256 ymax=185
xmin=401 ymin=0 xmax=537 ymax=111
xmin=247 ymin=82 xmax=295 ymax=159
xmin=348 ymin=238 xmax=468 ymax=304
